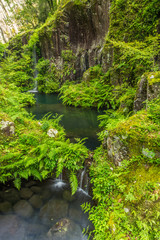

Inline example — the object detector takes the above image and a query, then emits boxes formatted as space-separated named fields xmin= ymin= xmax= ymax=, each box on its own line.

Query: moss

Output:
xmin=146 ymin=71 xmax=160 ymax=85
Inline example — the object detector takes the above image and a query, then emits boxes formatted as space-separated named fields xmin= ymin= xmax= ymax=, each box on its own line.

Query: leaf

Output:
xmin=70 ymin=172 xmax=78 ymax=195
xmin=14 ymin=178 xmax=21 ymax=190
xmin=30 ymin=169 xmax=42 ymax=181
xmin=19 ymin=170 xmax=29 ymax=179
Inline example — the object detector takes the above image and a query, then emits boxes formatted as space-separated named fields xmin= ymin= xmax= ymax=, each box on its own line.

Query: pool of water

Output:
xmin=28 ymin=93 xmax=102 ymax=150
xmin=0 ymin=179 xmax=93 ymax=240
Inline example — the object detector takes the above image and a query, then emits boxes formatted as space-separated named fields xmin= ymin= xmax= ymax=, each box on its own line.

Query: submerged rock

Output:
xmin=0 ymin=201 xmax=12 ymax=214
xmin=13 ymin=200 xmax=34 ymax=218
xmin=0 ymin=214 xmax=25 ymax=240
xmin=3 ymin=188 xmax=20 ymax=204
xmin=29 ymin=194 xmax=43 ymax=209
xmin=39 ymin=198 xmax=69 ymax=225
xmin=20 ymin=187 xmax=33 ymax=199
xmin=47 ymin=218 xmax=82 ymax=240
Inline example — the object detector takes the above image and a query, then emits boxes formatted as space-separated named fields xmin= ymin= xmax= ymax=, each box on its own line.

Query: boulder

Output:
xmin=26 ymin=223 xmax=48 ymax=237
xmin=0 ymin=120 xmax=15 ymax=136
xmin=106 ymin=135 xmax=129 ymax=166
xmin=68 ymin=203 xmax=83 ymax=224
xmin=0 ymin=201 xmax=12 ymax=214
xmin=29 ymin=194 xmax=43 ymax=209
xmin=47 ymin=218 xmax=83 ymax=240
xmin=63 ymin=190 xmax=75 ymax=202
xmin=3 ymin=188 xmax=20 ymax=204
xmin=13 ymin=200 xmax=34 ymax=218
xmin=39 ymin=198 xmax=68 ymax=225
xmin=30 ymin=186 xmax=42 ymax=194
xmin=0 ymin=214 xmax=25 ymax=240
xmin=20 ymin=187 xmax=33 ymax=199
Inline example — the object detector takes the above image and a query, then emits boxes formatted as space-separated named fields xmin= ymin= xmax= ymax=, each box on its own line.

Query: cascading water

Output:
xmin=52 ymin=173 xmax=66 ymax=189
xmin=78 ymin=168 xmax=90 ymax=197
xmin=29 ymin=45 xmax=38 ymax=93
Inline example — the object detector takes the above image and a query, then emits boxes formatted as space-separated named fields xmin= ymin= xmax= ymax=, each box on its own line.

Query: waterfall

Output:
xmin=29 ymin=45 xmax=38 ymax=93
xmin=53 ymin=172 xmax=66 ymax=189
xmin=78 ymin=167 xmax=90 ymax=196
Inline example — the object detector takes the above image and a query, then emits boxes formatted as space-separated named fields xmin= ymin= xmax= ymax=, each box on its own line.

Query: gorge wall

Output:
xmin=38 ymin=0 xmax=110 ymax=80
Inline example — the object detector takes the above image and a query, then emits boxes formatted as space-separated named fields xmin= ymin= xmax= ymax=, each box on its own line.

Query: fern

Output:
xmin=69 ymin=171 xmax=78 ymax=195
xmin=14 ymin=178 xmax=21 ymax=190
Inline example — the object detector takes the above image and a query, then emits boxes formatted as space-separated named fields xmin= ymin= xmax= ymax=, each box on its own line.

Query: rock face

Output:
xmin=134 ymin=76 xmax=147 ymax=111
xmin=39 ymin=0 xmax=110 ymax=80
xmin=106 ymin=136 xmax=129 ymax=166
xmin=134 ymin=73 xmax=160 ymax=111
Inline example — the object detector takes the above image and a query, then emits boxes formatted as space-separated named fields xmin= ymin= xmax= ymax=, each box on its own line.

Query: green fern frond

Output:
xmin=14 ymin=178 xmax=21 ymax=190
xmin=70 ymin=171 xmax=78 ymax=195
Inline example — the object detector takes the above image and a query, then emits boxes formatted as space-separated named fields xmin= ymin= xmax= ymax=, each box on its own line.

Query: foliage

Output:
xmin=60 ymin=66 xmax=117 ymax=109
xmin=109 ymin=0 xmax=160 ymax=41
xmin=104 ymin=36 xmax=160 ymax=86
xmin=0 ymin=80 xmax=88 ymax=194
xmin=83 ymin=148 xmax=160 ymax=239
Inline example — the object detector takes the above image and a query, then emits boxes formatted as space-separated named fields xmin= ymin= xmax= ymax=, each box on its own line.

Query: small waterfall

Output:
xmin=78 ymin=168 xmax=90 ymax=196
xmin=53 ymin=173 xmax=66 ymax=189
xmin=29 ymin=45 xmax=38 ymax=93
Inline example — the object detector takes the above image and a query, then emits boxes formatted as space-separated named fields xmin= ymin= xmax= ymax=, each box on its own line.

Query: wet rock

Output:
xmin=3 ymin=188 xmax=20 ymax=204
xmin=13 ymin=200 xmax=34 ymax=218
xmin=20 ymin=187 xmax=33 ymax=199
xmin=0 ymin=201 xmax=12 ymax=213
xmin=29 ymin=194 xmax=43 ymax=209
xmin=25 ymin=180 xmax=37 ymax=188
xmin=31 ymin=186 xmax=42 ymax=194
xmin=47 ymin=218 xmax=82 ymax=240
xmin=39 ymin=198 xmax=68 ymax=225
xmin=63 ymin=190 xmax=75 ymax=202
xmin=41 ymin=189 xmax=52 ymax=201
xmin=26 ymin=223 xmax=48 ymax=237
xmin=0 ymin=214 xmax=25 ymax=240
xmin=0 ymin=120 xmax=15 ymax=136
xmin=68 ymin=203 xmax=83 ymax=224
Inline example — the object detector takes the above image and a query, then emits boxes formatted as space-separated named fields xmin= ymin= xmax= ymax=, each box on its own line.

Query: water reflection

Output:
xmin=28 ymin=93 xmax=102 ymax=150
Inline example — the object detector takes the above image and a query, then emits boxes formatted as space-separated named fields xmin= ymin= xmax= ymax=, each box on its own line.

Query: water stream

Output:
xmin=28 ymin=93 xmax=102 ymax=150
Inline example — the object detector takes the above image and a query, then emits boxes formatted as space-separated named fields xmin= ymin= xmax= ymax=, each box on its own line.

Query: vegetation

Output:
xmin=1 ymin=0 xmax=160 ymax=239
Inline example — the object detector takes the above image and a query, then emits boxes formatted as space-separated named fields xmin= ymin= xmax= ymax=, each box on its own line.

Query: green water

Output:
xmin=28 ymin=93 xmax=102 ymax=149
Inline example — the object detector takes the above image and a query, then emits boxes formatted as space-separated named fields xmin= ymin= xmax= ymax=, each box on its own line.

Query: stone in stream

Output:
xmin=13 ymin=200 xmax=34 ymax=218
xmin=68 ymin=202 xmax=83 ymax=224
xmin=62 ymin=190 xmax=75 ymax=202
xmin=3 ymin=188 xmax=20 ymax=204
xmin=26 ymin=223 xmax=48 ymax=237
xmin=20 ymin=187 xmax=33 ymax=199
xmin=29 ymin=194 xmax=43 ymax=209
xmin=47 ymin=218 xmax=83 ymax=240
xmin=39 ymin=198 xmax=69 ymax=226
xmin=30 ymin=186 xmax=42 ymax=194
xmin=0 ymin=214 xmax=26 ymax=240
xmin=0 ymin=201 xmax=12 ymax=214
